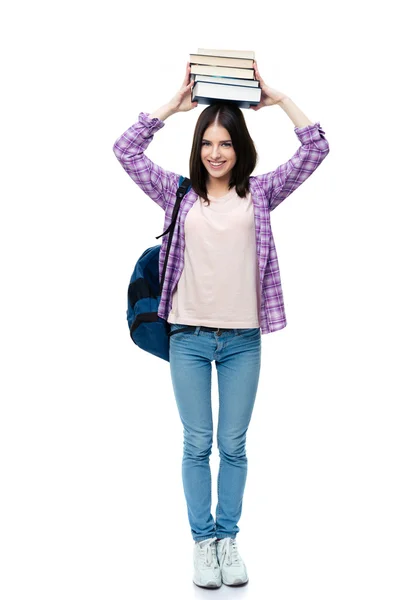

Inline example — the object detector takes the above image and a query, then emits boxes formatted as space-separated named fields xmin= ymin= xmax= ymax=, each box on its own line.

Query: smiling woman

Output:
xmin=189 ymin=101 xmax=258 ymax=207
xmin=112 ymin=58 xmax=329 ymax=587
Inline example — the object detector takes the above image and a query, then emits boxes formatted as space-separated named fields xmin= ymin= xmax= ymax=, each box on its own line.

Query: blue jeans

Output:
xmin=169 ymin=323 xmax=262 ymax=542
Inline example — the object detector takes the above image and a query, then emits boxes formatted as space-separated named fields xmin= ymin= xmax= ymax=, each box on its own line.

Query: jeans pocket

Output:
xmin=169 ymin=322 xmax=193 ymax=338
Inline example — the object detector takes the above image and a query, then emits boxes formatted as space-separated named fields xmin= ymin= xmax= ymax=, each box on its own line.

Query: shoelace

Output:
xmin=197 ymin=538 xmax=218 ymax=568
xmin=219 ymin=538 xmax=241 ymax=566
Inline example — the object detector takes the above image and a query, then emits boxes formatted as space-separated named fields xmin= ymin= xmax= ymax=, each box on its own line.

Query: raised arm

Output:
xmin=112 ymin=63 xmax=198 ymax=211
xmin=250 ymin=62 xmax=330 ymax=210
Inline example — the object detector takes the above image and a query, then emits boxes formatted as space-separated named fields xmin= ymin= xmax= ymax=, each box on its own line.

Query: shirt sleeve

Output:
xmin=253 ymin=122 xmax=330 ymax=212
xmin=112 ymin=112 xmax=180 ymax=211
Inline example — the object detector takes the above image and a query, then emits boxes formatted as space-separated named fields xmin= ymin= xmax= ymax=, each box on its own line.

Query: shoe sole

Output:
xmin=193 ymin=580 xmax=222 ymax=589
xmin=222 ymin=577 xmax=249 ymax=586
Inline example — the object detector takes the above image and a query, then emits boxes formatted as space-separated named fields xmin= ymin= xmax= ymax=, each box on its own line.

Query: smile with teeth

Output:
xmin=209 ymin=161 xmax=225 ymax=168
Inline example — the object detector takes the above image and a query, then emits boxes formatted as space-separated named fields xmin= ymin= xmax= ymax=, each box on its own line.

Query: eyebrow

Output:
xmin=202 ymin=138 xmax=232 ymax=143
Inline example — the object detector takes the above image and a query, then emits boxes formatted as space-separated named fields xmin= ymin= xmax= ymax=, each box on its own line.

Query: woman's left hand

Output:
xmin=250 ymin=61 xmax=288 ymax=110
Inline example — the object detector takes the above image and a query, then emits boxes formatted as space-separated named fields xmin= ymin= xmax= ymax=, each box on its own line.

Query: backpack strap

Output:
xmin=156 ymin=176 xmax=192 ymax=293
xmin=155 ymin=176 xmax=191 ymax=240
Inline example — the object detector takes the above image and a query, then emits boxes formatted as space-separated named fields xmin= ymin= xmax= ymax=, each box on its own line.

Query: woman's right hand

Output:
xmin=167 ymin=62 xmax=199 ymax=113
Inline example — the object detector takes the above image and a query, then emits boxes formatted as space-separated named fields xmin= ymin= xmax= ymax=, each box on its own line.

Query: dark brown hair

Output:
xmin=189 ymin=101 xmax=258 ymax=207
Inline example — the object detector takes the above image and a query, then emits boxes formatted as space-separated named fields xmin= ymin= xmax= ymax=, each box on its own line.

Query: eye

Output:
xmin=202 ymin=142 xmax=232 ymax=147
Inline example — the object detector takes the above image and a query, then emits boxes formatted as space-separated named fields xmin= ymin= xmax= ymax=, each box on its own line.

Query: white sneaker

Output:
xmin=193 ymin=537 xmax=222 ymax=588
xmin=216 ymin=537 xmax=249 ymax=586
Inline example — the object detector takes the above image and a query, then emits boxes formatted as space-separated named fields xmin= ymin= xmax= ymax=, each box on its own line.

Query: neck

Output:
xmin=207 ymin=182 xmax=233 ymax=197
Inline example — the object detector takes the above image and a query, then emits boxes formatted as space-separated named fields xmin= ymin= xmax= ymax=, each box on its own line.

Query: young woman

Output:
xmin=113 ymin=61 xmax=330 ymax=589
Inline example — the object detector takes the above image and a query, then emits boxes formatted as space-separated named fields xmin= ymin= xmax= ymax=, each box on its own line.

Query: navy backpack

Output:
xmin=126 ymin=176 xmax=192 ymax=362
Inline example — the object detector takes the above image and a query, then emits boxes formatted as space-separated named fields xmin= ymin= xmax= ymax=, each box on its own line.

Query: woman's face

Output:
xmin=200 ymin=124 xmax=237 ymax=185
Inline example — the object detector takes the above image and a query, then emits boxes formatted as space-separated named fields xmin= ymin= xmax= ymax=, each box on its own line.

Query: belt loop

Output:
xmin=194 ymin=326 xmax=201 ymax=336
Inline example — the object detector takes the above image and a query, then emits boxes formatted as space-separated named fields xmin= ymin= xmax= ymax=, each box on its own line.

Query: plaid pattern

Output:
xmin=113 ymin=112 xmax=330 ymax=334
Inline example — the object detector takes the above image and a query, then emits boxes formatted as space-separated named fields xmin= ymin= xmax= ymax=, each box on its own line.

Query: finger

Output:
xmin=254 ymin=63 xmax=262 ymax=81
xmin=184 ymin=62 xmax=190 ymax=83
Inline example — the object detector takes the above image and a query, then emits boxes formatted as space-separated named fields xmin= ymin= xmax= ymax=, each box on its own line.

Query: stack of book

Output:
xmin=190 ymin=48 xmax=260 ymax=109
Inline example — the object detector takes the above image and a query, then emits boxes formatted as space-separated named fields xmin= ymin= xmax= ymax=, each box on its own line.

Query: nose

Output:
xmin=209 ymin=146 xmax=221 ymax=160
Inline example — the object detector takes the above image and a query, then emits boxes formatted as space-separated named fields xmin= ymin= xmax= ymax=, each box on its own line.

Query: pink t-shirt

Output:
xmin=167 ymin=186 xmax=261 ymax=328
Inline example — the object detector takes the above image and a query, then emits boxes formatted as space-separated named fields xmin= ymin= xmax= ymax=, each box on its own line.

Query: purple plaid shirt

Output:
xmin=113 ymin=111 xmax=330 ymax=334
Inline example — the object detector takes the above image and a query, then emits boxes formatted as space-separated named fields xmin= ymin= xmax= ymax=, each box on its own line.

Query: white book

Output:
xmin=191 ymin=74 xmax=259 ymax=88
xmin=197 ymin=48 xmax=255 ymax=60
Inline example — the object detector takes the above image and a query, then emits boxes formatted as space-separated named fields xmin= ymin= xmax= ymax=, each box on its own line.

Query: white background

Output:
xmin=1 ymin=0 xmax=414 ymax=598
